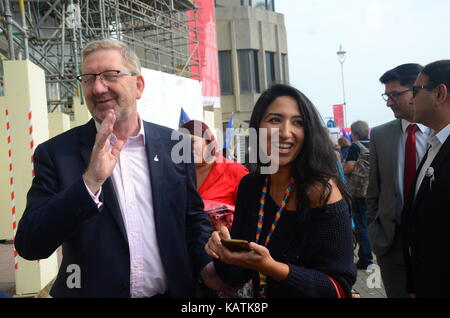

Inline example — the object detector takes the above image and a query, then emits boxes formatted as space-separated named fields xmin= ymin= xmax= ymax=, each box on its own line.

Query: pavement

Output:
xmin=0 ymin=240 xmax=15 ymax=297
xmin=0 ymin=239 xmax=386 ymax=298
xmin=352 ymin=256 xmax=386 ymax=298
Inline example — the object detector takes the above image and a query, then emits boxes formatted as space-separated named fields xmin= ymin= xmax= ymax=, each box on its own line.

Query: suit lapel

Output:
xmin=102 ymin=179 xmax=129 ymax=243
xmin=143 ymin=122 xmax=164 ymax=226
xmin=388 ymin=120 xmax=402 ymax=193
xmin=79 ymin=119 xmax=97 ymax=167
xmin=79 ymin=119 xmax=129 ymax=243
xmin=412 ymin=134 xmax=450 ymax=213
xmin=406 ymin=147 xmax=429 ymax=214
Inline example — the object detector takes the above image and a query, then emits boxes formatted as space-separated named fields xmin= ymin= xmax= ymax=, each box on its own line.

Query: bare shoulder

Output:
xmin=308 ymin=178 xmax=343 ymax=208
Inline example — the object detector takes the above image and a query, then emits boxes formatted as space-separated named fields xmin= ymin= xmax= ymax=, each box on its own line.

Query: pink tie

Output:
xmin=404 ymin=124 xmax=419 ymax=201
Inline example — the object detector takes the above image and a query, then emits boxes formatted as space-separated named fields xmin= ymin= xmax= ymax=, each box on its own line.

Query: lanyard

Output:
xmin=256 ymin=176 xmax=295 ymax=297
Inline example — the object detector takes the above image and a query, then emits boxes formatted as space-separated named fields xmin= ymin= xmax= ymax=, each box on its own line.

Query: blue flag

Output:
xmin=224 ymin=113 xmax=234 ymax=160
xmin=342 ymin=128 xmax=352 ymax=143
xmin=179 ymin=107 xmax=190 ymax=127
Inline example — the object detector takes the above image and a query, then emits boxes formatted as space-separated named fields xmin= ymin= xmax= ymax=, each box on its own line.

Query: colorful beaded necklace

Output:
xmin=256 ymin=175 xmax=295 ymax=298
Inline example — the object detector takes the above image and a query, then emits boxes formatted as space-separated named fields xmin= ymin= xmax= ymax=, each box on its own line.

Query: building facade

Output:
xmin=215 ymin=0 xmax=289 ymax=128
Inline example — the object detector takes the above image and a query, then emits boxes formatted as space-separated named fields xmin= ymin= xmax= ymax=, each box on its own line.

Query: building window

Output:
xmin=219 ymin=51 xmax=233 ymax=95
xmin=253 ymin=0 xmax=266 ymax=9
xmin=215 ymin=0 xmax=225 ymax=7
xmin=249 ymin=0 xmax=275 ymax=11
xmin=265 ymin=51 xmax=276 ymax=87
xmin=238 ymin=50 xmax=260 ymax=93
xmin=281 ymin=53 xmax=288 ymax=84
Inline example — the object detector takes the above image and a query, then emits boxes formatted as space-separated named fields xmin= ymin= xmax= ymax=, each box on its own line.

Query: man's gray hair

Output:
xmin=82 ymin=38 xmax=142 ymax=74
xmin=351 ymin=120 xmax=369 ymax=140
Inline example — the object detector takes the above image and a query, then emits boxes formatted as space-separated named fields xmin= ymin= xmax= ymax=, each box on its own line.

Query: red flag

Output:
xmin=187 ymin=0 xmax=221 ymax=108
xmin=333 ymin=104 xmax=344 ymax=129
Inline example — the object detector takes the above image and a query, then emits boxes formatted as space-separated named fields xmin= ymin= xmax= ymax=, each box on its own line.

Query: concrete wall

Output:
xmin=215 ymin=2 xmax=289 ymax=126
xmin=2 ymin=60 xmax=59 ymax=296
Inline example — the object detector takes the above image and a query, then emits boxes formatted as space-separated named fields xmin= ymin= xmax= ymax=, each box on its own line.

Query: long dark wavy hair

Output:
xmin=249 ymin=84 xmax=351 ymax=227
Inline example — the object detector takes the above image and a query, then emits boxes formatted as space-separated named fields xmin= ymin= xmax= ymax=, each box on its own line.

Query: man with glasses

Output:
xmin=15 ymin=39 xmax=228 ymax=297
xmin=402 ymin=60 xmax=450 ymax=297
xmin=366 ymin=64 xmax=430 ymax=298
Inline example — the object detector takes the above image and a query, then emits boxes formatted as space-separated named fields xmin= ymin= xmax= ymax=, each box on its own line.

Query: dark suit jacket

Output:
xmin=402 ymin=133 xmax=450 ymax=297
xmin=15 ymin=119 xmax=212 ymax=298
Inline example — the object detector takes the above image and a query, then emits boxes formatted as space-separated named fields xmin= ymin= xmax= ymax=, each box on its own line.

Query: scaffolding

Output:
xmin=0 ymin=0 xmax=199 ymax=113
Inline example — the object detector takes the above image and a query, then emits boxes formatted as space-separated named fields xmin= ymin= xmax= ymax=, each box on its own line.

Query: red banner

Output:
xmin=188 ymin=0 xmax=221 ymax=108
xmin=333 ymin=104 xmax=344 ymax=129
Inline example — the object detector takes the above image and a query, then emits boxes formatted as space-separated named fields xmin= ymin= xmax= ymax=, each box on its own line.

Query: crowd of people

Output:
xmin=8 ymin=38 xmax=450 ymax=298
xmin=333 ymin=62 xmax=450 ymax=298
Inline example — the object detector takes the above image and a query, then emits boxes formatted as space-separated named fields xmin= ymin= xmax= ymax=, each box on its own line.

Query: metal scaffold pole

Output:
xmin=0 ymin=0 xmax=199 ymax=112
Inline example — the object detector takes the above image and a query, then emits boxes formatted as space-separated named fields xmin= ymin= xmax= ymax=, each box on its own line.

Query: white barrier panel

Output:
xmin=0 ymin=96 xmax=12 ymax=240
xmin=137 ymin=68 xmax=203 ymax=129
xmin=70 ymin=96 xmax=92 ymax=129
xmin=48 ymin=112 xmax=71 ymax=139
xmin=3 ymin=60 xmax=58 ymax=297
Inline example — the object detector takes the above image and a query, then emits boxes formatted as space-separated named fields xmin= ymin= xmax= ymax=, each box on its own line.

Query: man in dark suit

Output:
xmin=402 ymin=60 xmax=450 ymax=297
xmin=15 ymin=39 xmax=226 ymax=297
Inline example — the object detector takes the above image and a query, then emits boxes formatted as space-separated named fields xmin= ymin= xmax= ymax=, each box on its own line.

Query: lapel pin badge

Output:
xmin=154 ymin=155 xmax=159 ymax=162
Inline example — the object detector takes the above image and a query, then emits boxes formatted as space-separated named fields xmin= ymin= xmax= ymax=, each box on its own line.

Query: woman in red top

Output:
xmin=180 ymin=120 xmax=249 ymax=228
xmin=181 ymin=120 xmax=250 ymax=297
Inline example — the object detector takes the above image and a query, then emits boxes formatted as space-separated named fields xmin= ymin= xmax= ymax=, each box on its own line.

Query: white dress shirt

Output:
xmin=86 ymin=117 xmax=168 ymax=297
xmin=397 ymin=119 xmax=430 ymax=203
xmin=415 ymin=123 xmax=450 ymax=196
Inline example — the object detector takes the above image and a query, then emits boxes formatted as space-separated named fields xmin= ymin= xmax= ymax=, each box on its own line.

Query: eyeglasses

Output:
xmin=76 ymin=70 xmax=137 ymax=86
xmin=381 ymin=88 xmax=412 ymax=102
xmin=412 ymin=85 xmax=436 ymax=98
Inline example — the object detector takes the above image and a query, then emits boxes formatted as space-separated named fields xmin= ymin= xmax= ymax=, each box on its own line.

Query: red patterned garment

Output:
xmin=200 ymin=154 xmax=248 ymax=230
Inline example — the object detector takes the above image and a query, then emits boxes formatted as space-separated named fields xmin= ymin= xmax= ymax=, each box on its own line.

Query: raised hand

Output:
xmin=82 ymin=110 xmax=125 ymax=194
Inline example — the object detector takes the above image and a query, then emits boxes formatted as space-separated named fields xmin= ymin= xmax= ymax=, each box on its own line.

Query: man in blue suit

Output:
xmin=15 ymin=39 xmax=224 ymax=298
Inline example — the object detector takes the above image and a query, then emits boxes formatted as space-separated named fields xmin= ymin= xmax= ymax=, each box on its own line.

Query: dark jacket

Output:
xmin=15 ymin=119 xmax=212 ymax=298
xmin=402 ymin=134 xmax=450 ymax=297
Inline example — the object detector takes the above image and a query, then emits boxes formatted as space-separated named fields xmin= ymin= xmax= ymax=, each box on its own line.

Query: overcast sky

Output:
xmin=275 ymin=0 xmax=450 ymax=128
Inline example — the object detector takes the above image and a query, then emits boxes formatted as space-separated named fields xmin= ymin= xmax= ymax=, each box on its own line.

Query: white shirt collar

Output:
xmin=401 ymin=119 xmax=429 ymax=134
xmin=429 ymin=123 xmax=450 ymax=146
xmin=94 ymin=115 xmax=146 ymax=145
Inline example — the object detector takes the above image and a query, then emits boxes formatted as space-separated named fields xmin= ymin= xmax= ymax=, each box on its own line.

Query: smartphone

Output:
xmin=221 ymin=239 xmax=251 ymax=252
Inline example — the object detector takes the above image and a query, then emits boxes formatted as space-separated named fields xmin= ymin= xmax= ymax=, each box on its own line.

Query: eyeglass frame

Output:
xmin=76 ymin=70 xmax=137 ymax=86
xmin=412 ymin=85 xmax=436 ymax=98
xmin=381 ymin=88 xmax=413 ymax=102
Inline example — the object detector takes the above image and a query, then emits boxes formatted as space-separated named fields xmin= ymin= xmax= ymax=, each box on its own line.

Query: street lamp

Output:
xmin=336 ymin=44 xmax=347 ymax=128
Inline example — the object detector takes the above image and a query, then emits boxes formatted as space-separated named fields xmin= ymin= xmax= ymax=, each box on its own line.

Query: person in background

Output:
xmin=367 ymin=63 xmax=429 ymax=298
xmin=344 ymin=120 xmax=373 ymax=270
xmin=180 ymin=120 xmax=249 ymax=297
xmin=338 ymin=137 xmax=351 ymax=164
xmin=204 ymin=84 xmax=356 ymax=298
xmin=180 ymin=120 xmax=249 ymax=228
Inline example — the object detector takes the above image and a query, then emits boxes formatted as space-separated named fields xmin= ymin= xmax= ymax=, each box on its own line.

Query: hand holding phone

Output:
xmin=221 ymin=239 xmax=251 ymax=252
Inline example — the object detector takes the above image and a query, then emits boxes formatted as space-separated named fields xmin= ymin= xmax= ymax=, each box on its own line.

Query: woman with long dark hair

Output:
xmin=204 ymin=84 xmax=356 ymax=298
